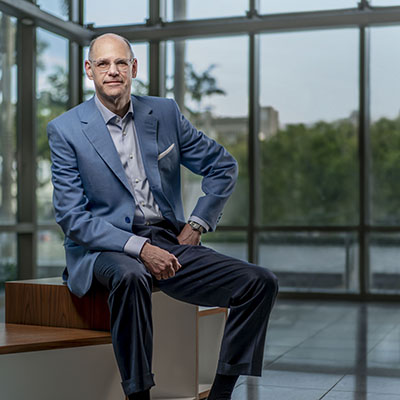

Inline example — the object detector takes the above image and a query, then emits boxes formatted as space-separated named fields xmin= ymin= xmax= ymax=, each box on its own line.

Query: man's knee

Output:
xmin=96 ymin=252 xmax=151 ymax=292
xmin=114 ymin=264 xmax=152 ymax=291
xmin=251 ymin=266 xmax=279 ymax=300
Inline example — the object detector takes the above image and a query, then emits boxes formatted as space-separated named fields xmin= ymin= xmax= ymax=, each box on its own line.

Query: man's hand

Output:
xmin=140 ymin=242 xmax=181 ymax=280
xmin=177 ymin=223 xmax=201 ymax=246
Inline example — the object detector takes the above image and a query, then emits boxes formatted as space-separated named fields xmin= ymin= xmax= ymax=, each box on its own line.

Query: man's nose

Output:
xmin=107 ymin=62 xmax=119 ymax=75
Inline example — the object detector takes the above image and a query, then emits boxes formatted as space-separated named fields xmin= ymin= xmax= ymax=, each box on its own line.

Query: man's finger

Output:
xmin=161 ymin=271 xmax=170 ymax=280
xmin=172 ymin=263 xmax=180 ymax=272
xmin=167 ymin=266 xmax=175 ymax=277
xmin=171 ymin=258 xmax=181 ymax=271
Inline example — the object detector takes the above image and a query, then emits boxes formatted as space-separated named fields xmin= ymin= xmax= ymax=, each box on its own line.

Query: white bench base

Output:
xmin=1 ymin=291 xmax=226 ymax=400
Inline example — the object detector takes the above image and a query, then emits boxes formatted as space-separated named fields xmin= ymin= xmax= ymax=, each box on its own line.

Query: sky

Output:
xmin=36 ymin=0 xmax=400 ymax=126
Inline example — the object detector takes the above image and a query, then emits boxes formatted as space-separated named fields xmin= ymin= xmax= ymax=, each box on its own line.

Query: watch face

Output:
xmin=189 ymin=221 xmax=204 ymax=233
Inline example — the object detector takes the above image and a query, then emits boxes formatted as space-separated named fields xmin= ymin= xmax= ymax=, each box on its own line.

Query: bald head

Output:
xmin=88 ymin=33 xmax=135 ymax=61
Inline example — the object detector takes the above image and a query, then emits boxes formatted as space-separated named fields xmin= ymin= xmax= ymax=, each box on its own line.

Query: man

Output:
xmin=48 ymin=33 xmax=278 ymax=400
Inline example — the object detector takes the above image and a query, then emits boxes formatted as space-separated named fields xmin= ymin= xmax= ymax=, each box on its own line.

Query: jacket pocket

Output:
xmin=157 ymin=143 xmax=175 ymax=160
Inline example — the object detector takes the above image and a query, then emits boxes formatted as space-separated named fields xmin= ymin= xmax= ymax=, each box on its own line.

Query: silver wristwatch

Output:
xmin=188 ymin=220 xmax=206 ymax=234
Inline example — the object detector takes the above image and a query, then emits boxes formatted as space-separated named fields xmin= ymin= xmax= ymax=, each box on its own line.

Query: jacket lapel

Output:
xmin=132 ymin=96 xmax=162 ymax=192
xmin=78 ymin=98 xmax=133 ymax=196
xmin=132 ymin=96 xmax=177 ymax=223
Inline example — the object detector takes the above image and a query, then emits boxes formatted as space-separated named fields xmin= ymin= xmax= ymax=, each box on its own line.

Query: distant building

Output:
xmin=195 ymin=105 xmax=279 ymax=144
xmin=259 ymin=106 xmax=279 ymax=140
xmin=348 ymin=110 xmax=358 ymax=126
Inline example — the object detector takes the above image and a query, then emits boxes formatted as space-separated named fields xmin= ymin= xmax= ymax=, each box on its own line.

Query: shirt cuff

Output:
xmin=189 ymin=215 xmax=210 ymax=233
xmin=124 ymin=235 xmax=150 ymax=258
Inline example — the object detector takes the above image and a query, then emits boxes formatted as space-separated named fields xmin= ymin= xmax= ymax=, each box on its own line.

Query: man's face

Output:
xmin=85 ymin=36 xmax=137 ymax=105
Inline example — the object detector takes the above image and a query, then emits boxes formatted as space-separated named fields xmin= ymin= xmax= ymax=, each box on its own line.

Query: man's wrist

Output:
xmin=124 ymin=236 xmax=150 ymax=258
xmin=188 ymin=220 xmax=206 ymax=234
xmin=188 ymin=215 xmax=209 ymax=233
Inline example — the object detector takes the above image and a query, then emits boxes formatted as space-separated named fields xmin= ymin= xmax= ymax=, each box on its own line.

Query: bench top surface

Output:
xmin=6 ymin=277 xmax=65 ymax=286
xmin=0 ymin=323 xmax=111 ymax=355
xmin=6 ymin=277 xmax=162 ymax=292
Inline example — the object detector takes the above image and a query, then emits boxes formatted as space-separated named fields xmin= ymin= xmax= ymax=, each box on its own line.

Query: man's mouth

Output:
xmin=105 ymin=81 xmax=122 ymax=85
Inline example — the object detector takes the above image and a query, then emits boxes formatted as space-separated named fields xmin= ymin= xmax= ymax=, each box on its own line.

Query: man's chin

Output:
xmin=101 ymin=91 xmax=130 ymax=104
xmin=105 ymin=87 xmax=122 ymax=95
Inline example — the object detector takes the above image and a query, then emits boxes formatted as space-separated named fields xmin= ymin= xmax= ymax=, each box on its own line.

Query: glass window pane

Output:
xmin=166 ymin=0 xmax=247 ymax=21
xmin=131 ymin=43 xmax=149 ymax=96
xmin=0 ymin=14 xmax=17 ymax=224
xmin=260 ymin=0 xmax=358 ymax=14
xmin=260 ymin=30 xmax=359 ymax=226
xmin=369 ymin=233 xmax=400 ymax=294
xmin=36 ymin=0 xmax=70 ymax=21
xmin=37 ymin=228 xmax=66 ymax=279
xmin=0 ymin=232 xmax=16 ymax=322
xmin=36 ymin=29 xmax=69 ymax=223
xmin=84 ymin=0 xmax=148 ymax=26
xmin=370 ymin=1 xmax=400 ymax=5
xmin=166 ymin=36 xmax=249 ymax=226
xmin=370 ymin=26 xmax=400 ymax=225
xmin=83 ymin=42 xmax=149 ymax=100
xmin=259 ymin=232 xmax=359 ymax=292
xmin=0 ymin=231 xmax=17 ymax=294
xmin=202 ymin=231 xmax=247 ymax=261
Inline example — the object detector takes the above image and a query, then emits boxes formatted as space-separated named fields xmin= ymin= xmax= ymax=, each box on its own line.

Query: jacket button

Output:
xmin=125 ymin=217 xmax=131 ymax=224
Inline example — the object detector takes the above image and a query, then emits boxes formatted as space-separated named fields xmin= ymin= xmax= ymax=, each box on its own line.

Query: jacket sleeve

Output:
xmin=173 ymin=100 xmax=238 ymax=231
xmin=47 ymin=120 xmax=134 ymax=251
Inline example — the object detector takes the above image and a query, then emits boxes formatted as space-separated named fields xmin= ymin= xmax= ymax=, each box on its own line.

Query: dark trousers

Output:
xmin=93 ymin=221 xmax=279 ymax=396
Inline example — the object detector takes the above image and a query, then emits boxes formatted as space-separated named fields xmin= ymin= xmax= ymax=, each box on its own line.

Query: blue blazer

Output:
xmin=47 ymin=95 xmax=238 ymax=297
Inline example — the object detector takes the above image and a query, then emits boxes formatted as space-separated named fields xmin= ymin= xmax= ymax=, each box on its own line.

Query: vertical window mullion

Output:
xmin=359 ymin=26 xmax=371 ymax=296
xmin=69 ymin=0 xmax=84 ymax=108
xmin=248 ymin=33 xmax=260 ymax=265
xmin=17 ymin=15 xmax=37 ymax=280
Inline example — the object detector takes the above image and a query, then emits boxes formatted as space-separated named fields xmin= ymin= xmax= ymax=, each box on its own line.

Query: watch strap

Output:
xmin=188 ymin=220 xmax=206 ymax=234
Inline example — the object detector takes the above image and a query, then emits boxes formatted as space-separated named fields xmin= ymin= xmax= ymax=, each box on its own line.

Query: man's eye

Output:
xmin=117 ymin=60 xmax=128 ymax=66
xmin=98 ymin=62 xmax=108 ymax=67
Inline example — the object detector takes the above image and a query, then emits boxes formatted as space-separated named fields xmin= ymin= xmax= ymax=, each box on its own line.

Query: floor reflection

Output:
xmin=355 ymin=304 xmax=367 ymax=400
xmin=233 ymin=300 xmax=400 ymax=400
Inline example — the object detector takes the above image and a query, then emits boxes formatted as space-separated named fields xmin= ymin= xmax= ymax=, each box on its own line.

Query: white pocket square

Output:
xmin=157 ymin=143 xmax=175 ymax=160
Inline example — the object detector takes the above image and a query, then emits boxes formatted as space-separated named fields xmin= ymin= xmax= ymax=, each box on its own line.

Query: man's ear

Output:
xmin=132 ymin=58 xmax=138 ymax=78
xmin=85 ymin=60 xmax=94 ymax=80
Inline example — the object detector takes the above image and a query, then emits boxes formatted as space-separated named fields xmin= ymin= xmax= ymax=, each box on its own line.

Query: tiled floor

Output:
xmin=233 ymin=300 xmax=400 ymax=400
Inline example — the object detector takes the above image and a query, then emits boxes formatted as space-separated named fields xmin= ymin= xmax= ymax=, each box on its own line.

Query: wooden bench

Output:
xmin=5 ymin=277 xmax=110 ymax=330
xmin=1 ymin=277 xmax=227 ymax=400
xmin=0 ymin=323 xmax=111 ymax=354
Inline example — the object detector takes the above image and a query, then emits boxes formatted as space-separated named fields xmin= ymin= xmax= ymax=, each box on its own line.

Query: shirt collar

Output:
xmin=94 ymin=95 xmax=133 ymax=125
